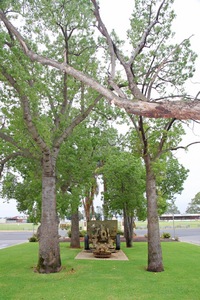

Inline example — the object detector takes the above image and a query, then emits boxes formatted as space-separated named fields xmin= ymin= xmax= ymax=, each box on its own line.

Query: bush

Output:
xmin=28 ymin=234 xmax=38 ymax=242
xmin=79 ymin=230 xmax=87 ymax=237
xmin=161 ymin=232 xmax=171 ymax=239
xmin=60 ymin=223 xmax=71 ymax=230
xmin=68 ymin=230 xmax=87 ymax=238
xmin=117 ymin=230 xmax=124 ymax=236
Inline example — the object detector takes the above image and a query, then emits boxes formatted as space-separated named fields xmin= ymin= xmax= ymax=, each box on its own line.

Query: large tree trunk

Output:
xmin=70 ymin=208 xmax=81 ymax=248
xmin=37 ymin=168 xmax=61 ymax=273
xmin=123 ymin=206 xmax=133 ymax=248
xmin=145 ymin=155 xmax=164 ymax=272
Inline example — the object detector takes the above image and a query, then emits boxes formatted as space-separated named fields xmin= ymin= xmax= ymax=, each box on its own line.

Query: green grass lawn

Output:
xmin=0 ymin=242 xmax=199 ymax=300
xmin=0 ymin=223 xmax=39 ymax=231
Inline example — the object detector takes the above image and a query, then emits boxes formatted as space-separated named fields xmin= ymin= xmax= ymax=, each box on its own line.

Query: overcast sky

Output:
xmin=1 ymin=0 xmax=200 ymax=217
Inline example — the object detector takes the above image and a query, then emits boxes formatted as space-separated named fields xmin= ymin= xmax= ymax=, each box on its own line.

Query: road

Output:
xmin=0 ymin=231 xmax=33 ymax=249
xmin=0 ymin=227 xmax=200 ymax=249
xmin=135 ymin=227 xmax=200 ymax=246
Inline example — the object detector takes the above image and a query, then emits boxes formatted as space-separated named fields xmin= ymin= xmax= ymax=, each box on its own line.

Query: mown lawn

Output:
xmin=0 ymin=223 xmax=38 ymax=231
xmin=0 ymin=241 xmax=199 ymax=300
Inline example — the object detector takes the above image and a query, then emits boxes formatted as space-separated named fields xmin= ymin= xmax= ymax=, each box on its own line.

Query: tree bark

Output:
xmin=123 ymin=206 xmax=133 ymax=248
xmin=37 ymin=168 xmax=61 ymax=273
xmin=145 ymin=155 xmax=164 ymax=272
xmin=70 ymin=208 xmax=81 ymax=248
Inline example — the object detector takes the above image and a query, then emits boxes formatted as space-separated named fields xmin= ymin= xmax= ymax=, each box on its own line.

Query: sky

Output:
xmin=1 ymin=0 xmax=200 ymax=217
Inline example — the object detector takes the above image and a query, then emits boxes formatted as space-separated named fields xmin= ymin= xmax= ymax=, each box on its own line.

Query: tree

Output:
xmin=0 ymin=0 xmax=101 ymax=273
xmin=126 ymin=118 xmax=187 ymax=271
xmin=186 ymin=192 xmax=200 ymax=214
xmin=102 ymin=150 xmax=146 ymax=247
xmin=157 ymin=155 xmax=188 ymax=215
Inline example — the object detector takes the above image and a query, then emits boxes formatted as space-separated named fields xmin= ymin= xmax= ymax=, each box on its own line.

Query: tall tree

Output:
xmin=127 ymin=117 xmax=187 ymax=271
xmin=0 ymin=0 xmax=101 ymax=273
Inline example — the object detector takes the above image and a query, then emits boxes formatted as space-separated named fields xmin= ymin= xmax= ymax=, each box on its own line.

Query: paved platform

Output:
xmin=75 ymin=250 xmax=129 ymax=261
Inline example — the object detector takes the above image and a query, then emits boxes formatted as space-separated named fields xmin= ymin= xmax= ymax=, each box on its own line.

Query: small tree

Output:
xmin=157 ymin=156 xmax=188 ymax=215
xmin=102 ymin=150 xmax=146 ymax=247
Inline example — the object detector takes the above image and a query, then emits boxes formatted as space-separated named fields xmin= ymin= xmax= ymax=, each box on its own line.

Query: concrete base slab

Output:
xmin=75 ymin=250 xmax=129 ymax=261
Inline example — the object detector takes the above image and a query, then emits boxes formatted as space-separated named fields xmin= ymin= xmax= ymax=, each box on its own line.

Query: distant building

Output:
xmin=160 ymin=214 xmax=200 ymax=221
xmin=6 ymin=216 xmax=27 ymax=223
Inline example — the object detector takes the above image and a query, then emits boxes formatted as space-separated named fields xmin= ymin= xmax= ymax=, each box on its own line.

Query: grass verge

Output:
xmin=0 ymin=241 xmax=199 ymax=300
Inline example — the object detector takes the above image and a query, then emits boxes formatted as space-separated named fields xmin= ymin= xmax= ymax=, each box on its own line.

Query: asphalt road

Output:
xmin=0 ymin=227 xmax=200 ymax=250
xmin=135 ymin=227 xmax=200 ymax=245
xmin=0 ymin=231 xmax=33 ymax=249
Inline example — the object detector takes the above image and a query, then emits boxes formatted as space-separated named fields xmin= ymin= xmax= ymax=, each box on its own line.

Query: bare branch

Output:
xmin=167 ymin=141 xmax=200 ymax=152
xmin=194 ymin=91 xmax=200 ymax=100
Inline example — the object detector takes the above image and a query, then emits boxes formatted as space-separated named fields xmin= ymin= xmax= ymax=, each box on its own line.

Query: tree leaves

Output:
xmin=186 ymin=192 xmax=200 ymax=214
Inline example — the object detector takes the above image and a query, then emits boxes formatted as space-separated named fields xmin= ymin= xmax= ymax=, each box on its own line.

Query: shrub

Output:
xmin=161 ymin=232 xmax=171 ymax=239
xmin=68 ymin=230 xmax=87 ymax=238
xmin=117 ymin=230 xmax=124 ymax=236
xmin=28 ymin=234 xmax=38 ymax=242
xmin=79 ymin=230 xmax=87 ymax=237
xmin=60 ymin=223 xmax=71 ymax=230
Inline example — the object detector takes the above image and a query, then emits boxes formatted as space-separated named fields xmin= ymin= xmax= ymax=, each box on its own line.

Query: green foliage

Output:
xmin=67 ymin=230 xmax=86 ymax=238
xmin=0 ymin=0 xmax=120 ymax=222
xmin=155 ymin=154 xmax=189 ymax=214
xmin=186 ymin=192 xmax=200 ymax=213
xmin=127 ymin=0 xmax=197 ymax=97
xmin=126 ymin=122 xmax=188 ymax=216
xmin=28 ymin=234 xmax=38 ymax=242
xmin=102 ymin=150 xmax=146 ymax=220
xmin=59 ymin=223 xmax=71 ymax=230
xmin=117 ymin=229 xmax=124 ymax=236
xmin=1 ymin=159 xmax=42 ymax=222
xmin=161 ymin=232 xmax=171 ymax=239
